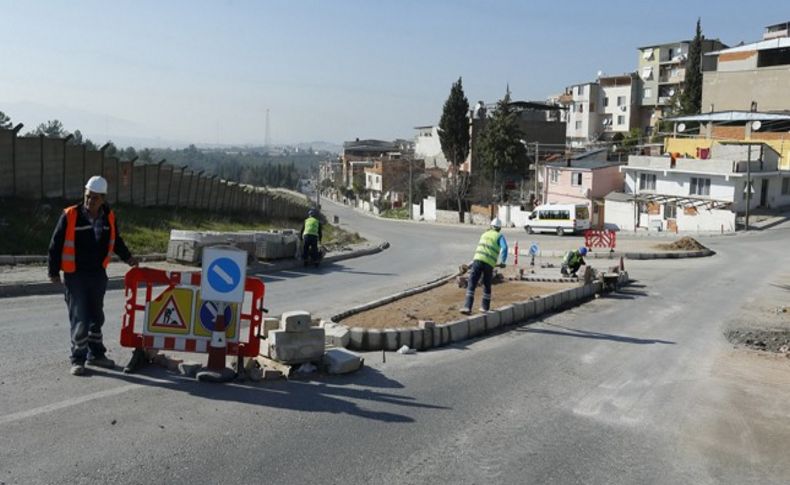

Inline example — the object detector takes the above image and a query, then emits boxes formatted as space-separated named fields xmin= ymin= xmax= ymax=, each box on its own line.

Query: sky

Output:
xmin=0 ymin=0 xmax=787 ymax=148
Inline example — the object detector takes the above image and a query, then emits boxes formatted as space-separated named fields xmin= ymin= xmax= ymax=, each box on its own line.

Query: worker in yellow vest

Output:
xmin=460 ymin=217 xmax=508 ymax=314
xmin=47 ymin=176 xmax=138 ymax=376
xmin=300 ymin=208 xmax=323 ymax=267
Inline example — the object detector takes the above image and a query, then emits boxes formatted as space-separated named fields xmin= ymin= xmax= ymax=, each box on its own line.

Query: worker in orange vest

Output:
xmin=47 ymin=176 xmax=138 ymax=376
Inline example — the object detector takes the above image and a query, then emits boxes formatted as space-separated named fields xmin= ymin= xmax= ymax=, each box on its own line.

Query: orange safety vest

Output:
xmin=60 ymin=205 xmax=116 ymax=273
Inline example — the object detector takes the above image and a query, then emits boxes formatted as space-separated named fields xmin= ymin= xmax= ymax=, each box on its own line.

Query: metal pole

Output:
xmin=408 ymin=158 xmax=413 ymax=219
xmin=11 ymin=123 xmax=23 ymax=198
xmin=534 ymin=142 xmax=540 ymax=204
xmin=745 ymin=144 xmax=751 ymax=231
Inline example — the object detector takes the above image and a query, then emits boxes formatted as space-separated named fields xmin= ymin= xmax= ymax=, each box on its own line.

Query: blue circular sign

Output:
xmin=199 ymin=301 xmax=233 ymax=331
xmin=529 ymin=243 xmax=539 ymax=256
xmin=207 ymin=257 xmax=241 ymax=294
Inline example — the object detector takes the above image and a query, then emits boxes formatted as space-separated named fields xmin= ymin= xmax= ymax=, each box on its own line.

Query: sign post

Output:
xmin=197 ymin=247 xmax=248 ymax=383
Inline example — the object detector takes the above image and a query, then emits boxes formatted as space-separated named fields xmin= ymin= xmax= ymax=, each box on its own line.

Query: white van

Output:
xmin=524 ymin=203 xmax=591 ymax=236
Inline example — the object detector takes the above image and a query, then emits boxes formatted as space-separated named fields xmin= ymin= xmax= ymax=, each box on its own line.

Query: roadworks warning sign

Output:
xmin=145 ymin=287 xmax=195 ymax=335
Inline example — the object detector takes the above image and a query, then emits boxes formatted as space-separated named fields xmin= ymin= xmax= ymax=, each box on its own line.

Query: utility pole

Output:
xmin=745 ymin=143 xmax=752 ymax=231
xmin=408 ymin=158 xmax=413 ymax=220
xmin=533 ymin=142 xmax=540 ymax=205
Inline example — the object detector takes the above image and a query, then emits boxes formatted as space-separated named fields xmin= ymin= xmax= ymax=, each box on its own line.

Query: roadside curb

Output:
xmin=333 ymin=272 xmax=631 ymax=351
xmin=0 ymin=243 xmax=389 ymax=299
xmin=0 ymin=253 xmax=167 ymax=266
xmin=525 ymin=248 xmax=715 ymax=260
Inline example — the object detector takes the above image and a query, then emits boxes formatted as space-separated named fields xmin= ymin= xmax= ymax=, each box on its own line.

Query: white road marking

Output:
xmin=212 ymin=265 xmax=234 ymax=285
xmin=0 ymin=375 xmax=173 ymax=426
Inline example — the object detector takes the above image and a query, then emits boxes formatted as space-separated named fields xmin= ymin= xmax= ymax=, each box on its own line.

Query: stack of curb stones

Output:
xmin=337 ymin=272 xmax=630 ymax=352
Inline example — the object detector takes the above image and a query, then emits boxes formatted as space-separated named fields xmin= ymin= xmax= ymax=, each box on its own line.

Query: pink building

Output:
xmin=542 ymin=159 xmax=626 ymax=228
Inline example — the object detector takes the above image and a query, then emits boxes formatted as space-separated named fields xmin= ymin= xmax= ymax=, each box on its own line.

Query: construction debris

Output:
xmin=323 ymin=348 xmax=364 ymax=374
xmin=654 ymin=237 xmax=707 ymax=251
xmin=397 ymin=345 xmax=416 ymax=355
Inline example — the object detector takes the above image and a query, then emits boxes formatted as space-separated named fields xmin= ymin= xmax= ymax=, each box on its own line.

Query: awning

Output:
xmin=642 ymin=48 xmax=654 ymax=60
xmin=634 ymin=192 xmax=732 ymax=210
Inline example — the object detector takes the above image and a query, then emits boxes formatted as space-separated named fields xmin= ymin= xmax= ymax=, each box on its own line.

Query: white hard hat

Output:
xmin=490 ymin=217 xmax=502 ymax=229
xmin=85 ymin=175 xmax=108 ymax=194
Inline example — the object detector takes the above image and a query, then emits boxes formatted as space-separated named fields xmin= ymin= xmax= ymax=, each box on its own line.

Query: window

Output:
xmin=690 ymin=177 xmax=711 ymax=196
xmin=617 ymin=115 xmax=625 ymax=125
xmin=575 ymin=120 xmax=582 ymax=130
xmin=539 ymin=210 xmax=570 ymax=220
xmin=617 ymin=96 xmax=626 ymax=106
xmin=367 ymin=174 xmax=372 ymax=185
xmin=639 ymin=173 xmax=656 ymax=191
xmin=571 ymin=172 xmax=583 ymax=186
xmin=575 ymin=206 xmax=589 ymax=220
xmin=604 ymin=97 xmax=609 ymax=107
xmin=578 ymin=104 xmax=584 ymax=113
xmin=644 ymin=87 xmax=652 ymax=99
xmin=782 ymin=177 xmax=790 ymax=195
xmin=549 ymin=169 xmax=560 ymax=184
xmin=664 ymin=203 xmax=677 ymax=219
xmin=577 ymin=85 xmax=584 ymax=95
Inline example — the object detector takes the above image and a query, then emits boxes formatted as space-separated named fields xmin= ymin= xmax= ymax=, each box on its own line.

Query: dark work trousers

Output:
xmin=64 ymin=271 xmax=108 ymax=364
xmin=464 ymin=260 xmax=494 ymax=311
xmin=302 ymin=234 xmax=319 ymax=263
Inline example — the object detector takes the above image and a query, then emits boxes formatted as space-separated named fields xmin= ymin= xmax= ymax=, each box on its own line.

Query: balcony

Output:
xmin=625 ymin=155 xmax=778 ymax=175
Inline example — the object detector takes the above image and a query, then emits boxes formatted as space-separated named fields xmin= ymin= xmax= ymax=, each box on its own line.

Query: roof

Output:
xmin=707 ymin=37 xmax=790 ymax=55
xmin=637 ymin=40 xmax=691 ymax=50
xmin=665 ymin=111 xmax=790 ymax=123
xmin=604 ymin=191 xmax=634 ymax=202
xmin=508 ymin=101 xmax=563 ymax=111
xmin=546 ymin=159 xmax=621 ymax=170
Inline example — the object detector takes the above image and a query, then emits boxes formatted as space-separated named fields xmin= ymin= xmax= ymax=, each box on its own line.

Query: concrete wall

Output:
xmin=604 ymin=199 xmax=635 ymax=231
xmin=677 ymin=208 xmax=735 ymax=232
xmin=0 ymin=128 xmax=310 ymax=219
xmin=702 ymin=67 xmax=790 ymax=112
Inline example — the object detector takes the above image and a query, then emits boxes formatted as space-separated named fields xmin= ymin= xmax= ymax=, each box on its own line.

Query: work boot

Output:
xmin=479 ymin=308 xmax=490 ymax=313
xmin=459 ymin=307 xmax=471 ymax=315
xmin=70 ymin=363 xmax=86 ymax=376
xmin=87 ymin=356 xmax=116 ymax=369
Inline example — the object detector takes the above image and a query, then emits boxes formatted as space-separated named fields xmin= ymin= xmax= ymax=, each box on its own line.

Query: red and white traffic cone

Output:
xmin=197 ymin=303 xmax=235 ymax=383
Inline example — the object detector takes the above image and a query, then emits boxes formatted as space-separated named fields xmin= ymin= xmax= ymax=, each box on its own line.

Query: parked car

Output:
xmin=524 ymin=203 xmax=591 ymax=236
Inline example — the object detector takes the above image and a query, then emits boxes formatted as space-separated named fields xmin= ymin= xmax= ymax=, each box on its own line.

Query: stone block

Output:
xmin=484 ymin=311 xmax=501 ymax=332
xmin=423 ymin=327 xmax=434 ymax=348
xmin=411 ymin=329 xmax=424 ymax=350
xmin=366 ymin=329 xmax=383 ymax=351
xmin=497 ymin=305 xmax=514 ymax=326
xmin=348 ymin=327 xmax=366 ymax=350
xmin=431 ymin=325 xmax=443 ymax=348
xmin=448 ymin=319 xmax=470 ymax=342
xmin=512 ymin=301 xmax=526 ymax=323
xmin=534 ymin=297 xmax=546 ymax=315
xmin=262 ymin=318 xmax=279 ymax=339
xmin=267 ymin=328 xmax=325 ymax=364
xmin=383 ymin=329 xmax=400 ymax=351
xmin=468 ymin=315 xmax=485 ymax=337
xmin=440 ymin=325 xmax=451 ymax=346
xmin=280 ymin=310 xmax=312 ymax=333
xmin=323 ymin=348 xmax=363 ymax=374
xmin=323 ymin=322 xmax=350 ymax=348
xmin=418 ymin=320 xmax=436 ymax=329
xmin=523 ymin=300 xmax=536 ymax=320
xmin=398 ymin=329 xmax=413 ymax=349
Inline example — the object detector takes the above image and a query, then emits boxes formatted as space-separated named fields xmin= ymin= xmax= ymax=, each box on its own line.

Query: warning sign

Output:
xmin=194 ymin=292 xmax=239 ymax=341
xmin=145 ymin=287 xmax=195 ymax=335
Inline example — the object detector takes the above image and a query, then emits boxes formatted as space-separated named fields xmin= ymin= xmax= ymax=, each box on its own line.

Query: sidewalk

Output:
xmin=0 ymin=241 xmax=389 ymax=298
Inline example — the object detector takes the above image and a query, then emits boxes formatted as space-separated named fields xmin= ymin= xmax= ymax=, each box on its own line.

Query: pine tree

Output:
xmin=476 ymin=88 xmax=526 ymax=202
xmin=0 ymin=111 xmax=12 ymax=129
xmin=680 ymin=18 xmax=704 ymax=115
xmin=438 ymin=77 xmax=471 ymax=221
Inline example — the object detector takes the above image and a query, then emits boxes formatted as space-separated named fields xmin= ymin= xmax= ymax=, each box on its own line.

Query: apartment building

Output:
xmin=564 ymin=74 xmax=639 ymax=147
xmin=637 ymin=38 xmax=726 ymax=130
xmin=702 ymin=22 xmax=790 ymax=112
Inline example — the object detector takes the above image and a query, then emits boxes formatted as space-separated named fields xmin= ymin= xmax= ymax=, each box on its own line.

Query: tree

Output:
xmin=680 ymin=18 xmax=704 ymax=115
xmin=35 ymin=119 xmax=66 ymax=137
xmin=438 ymin=77 xmax=471 ymax=221
xmin=475 ymin=88 xmax=526 ymax=203
xmin=0 ymin=111 xmax=12 ymax=129
xmin=69 ymin=129 xmax=84 ymax=145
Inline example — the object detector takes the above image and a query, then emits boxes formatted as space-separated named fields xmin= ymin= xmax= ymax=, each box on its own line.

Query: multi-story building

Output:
xmin=701 ymin=22 xmax=790 ymax=113
xmin=564 ymin=74 xmax=639 ymax=147
xmin=606 ymin=142 xmax=789 ymax=232
xmin=637 ymin=38 xmax=726 ymax=130
xmin=319 ymin=158 xmax=343 ymax=187
xmin=363 ymin=158 xmax=425 ymax=208
xmin=414 ymin=125 xmax=449 ymax=170
xmin=341 ymin=139 xmax=404 ymax=190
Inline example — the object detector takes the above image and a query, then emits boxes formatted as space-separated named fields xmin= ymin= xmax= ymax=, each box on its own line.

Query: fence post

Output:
xmin=155 ymin=159 xmax=166 ymax=206
xmin=39 ymin=134 xmax=45 ymax=200
xmin=128 ymin=157 xmax=138 ymax=205
xmin=11 ymin=123 xmax=23 ymax=197
xmin=61 ymin=134 xmax=73 ymax=200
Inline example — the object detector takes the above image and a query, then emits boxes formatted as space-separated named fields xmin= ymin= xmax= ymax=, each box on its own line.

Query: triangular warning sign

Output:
xmin=151 ymin=295 xmax=187 ymax=330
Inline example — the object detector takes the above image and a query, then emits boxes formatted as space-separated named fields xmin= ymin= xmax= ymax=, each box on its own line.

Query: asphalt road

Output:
xmin=2 ymin=202 xmax=790 ymax=484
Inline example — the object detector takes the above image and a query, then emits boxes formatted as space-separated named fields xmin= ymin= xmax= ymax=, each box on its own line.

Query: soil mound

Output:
xmin=726 ymin=329 xmax=790 ymax=354
xmin=654 ymin=237 xmax=707 ymax=251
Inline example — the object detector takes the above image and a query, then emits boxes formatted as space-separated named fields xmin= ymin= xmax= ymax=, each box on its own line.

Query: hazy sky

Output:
xmin=0 ymin=0 xmax=786 ymax=147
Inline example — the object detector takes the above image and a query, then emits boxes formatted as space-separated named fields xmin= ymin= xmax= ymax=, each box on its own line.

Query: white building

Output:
xmin=565 ymin=74 xmax=640 ymax=148
xmin=414 ymin=125 xmax=449 ymax=170
xmin=605 ymin=142 xmax=789 ymax=232
xmin=566 ymin=82 xmax=601 ymax=147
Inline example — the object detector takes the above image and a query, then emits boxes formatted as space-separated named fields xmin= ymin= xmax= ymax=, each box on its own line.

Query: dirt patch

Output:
xmin=653 ymin=237 xmax=707 ymax=251
xmin=339 ymin=280 xmax=572 ymax=329
xmin=726 ymin=328 xmax=790 ymax=354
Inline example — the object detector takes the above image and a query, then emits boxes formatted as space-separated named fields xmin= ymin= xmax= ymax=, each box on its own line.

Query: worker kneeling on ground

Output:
xmin=561 ymin=247 xmax=587 ymax=277
xmin=300 ymin=208 xmax=322 ymax=267
xmin=460 ymin=217 xmax=508 ymax=315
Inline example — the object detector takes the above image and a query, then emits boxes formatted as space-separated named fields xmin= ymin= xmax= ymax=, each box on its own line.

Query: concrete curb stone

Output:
xmin=448 ymin=319 xmax=470 ymax=343
xmin=484 ymin=311 xmax=502 ymax=331
xmin=467 ymin=315 xmax=486 ymax=337
xmin=383 ymin=329 xmax=399 ymax=351
xmin=498 ymin=305 xmax=515 ymax=326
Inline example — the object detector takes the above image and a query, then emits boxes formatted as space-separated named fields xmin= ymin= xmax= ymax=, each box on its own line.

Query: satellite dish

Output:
xmin=751 ymin=120 xmax=762 ymax=131
xmin=677 ymin=123 xmax=686 ymax=133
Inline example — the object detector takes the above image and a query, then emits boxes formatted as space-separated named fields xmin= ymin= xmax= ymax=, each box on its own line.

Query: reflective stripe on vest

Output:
xmin=473 ymin=229 xmax=500 ymax=268
xmin=303 ymin=217 xmax=320 ymax=237
xmin=60 ymin=206 xmax=116 ymax=273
